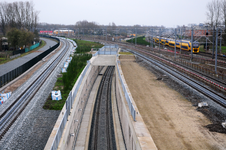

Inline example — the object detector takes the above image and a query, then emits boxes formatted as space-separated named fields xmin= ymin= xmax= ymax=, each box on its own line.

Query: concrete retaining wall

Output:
xmin=115 ymin=58 xmax=158 ymax=150
xmin=44 ymin=64 xmax=100 ymax=150
xmin=58 ymin=65 xmax=100 ymax=150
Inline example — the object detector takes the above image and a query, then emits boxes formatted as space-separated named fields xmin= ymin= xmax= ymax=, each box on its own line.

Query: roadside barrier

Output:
xmin=0 ymin=36 xmax=60 ymax=88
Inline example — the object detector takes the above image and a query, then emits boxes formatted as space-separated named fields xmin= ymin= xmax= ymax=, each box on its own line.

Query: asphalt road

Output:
xmin=0 ymin=38 xmax=57 ymax=76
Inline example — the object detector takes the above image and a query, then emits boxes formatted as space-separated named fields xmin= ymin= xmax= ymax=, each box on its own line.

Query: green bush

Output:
xmin=126 ymin=36 xmax=150 ymax=46
xmin=74 ymin=39 xmax=103 ymax=53
xmin=43 ymin=39 xmax=101 ymax=110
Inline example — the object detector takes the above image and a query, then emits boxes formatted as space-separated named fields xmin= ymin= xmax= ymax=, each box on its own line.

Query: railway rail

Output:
xmin=124 ymin=48 xmax=226 ymax=108
xmin=199 ymin=51 xmax=226 ymax=61
xmin=85 ymin=38 xmax=226 ymax=103
xmin=93 ymin=39 xmax=226 ymax=91
xmin=129 ymin=45 xmax=226 ymax=87
xmin=89 ymin=66 xmax=116 ymax=150
xmin=0 ymin=38 xmax=71 ymax=141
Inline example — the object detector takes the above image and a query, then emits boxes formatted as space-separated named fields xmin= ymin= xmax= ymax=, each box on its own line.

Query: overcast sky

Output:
xmin=5 ymin=0 xmax=213 ymax=27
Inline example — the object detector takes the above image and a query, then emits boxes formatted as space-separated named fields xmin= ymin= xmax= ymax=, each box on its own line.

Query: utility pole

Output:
xmin=212 ymin=26 xmax=215 ymax=59
xmin=174 ymin=28 xmax=177 ymax=58
xmin=159 ymin=28 xmax=161 ymax=52
xmin=78 ymin=28 xmax=80 ymax=39
xmin=215 ymin=27 xmax=218 ymax=74
xmin=180 ymin=27 xmax=182 ymax=54
xmin=135 ymin=28 xmax=137 ymax=46
xmin=220 ymin=28 xmax=222 ymax=53
xmin=83 ymin=29 xmax=84 ymax=39
xmin=103 ymin=29 xmax=104 ymax=41
xmin=152 ymin=28 xmax=154 ymax=51
xmin=190 ymin=27 xmax=193 ymax=61
xmin=149 ymin=29 xmax=151 ymax=47
xmin=106 ymin=29 xmax=107 ymax=41
xmin=94 ymin=28 xmax=95 ymax=41
xmin=206 ymin=26 xmax=208 ymax=51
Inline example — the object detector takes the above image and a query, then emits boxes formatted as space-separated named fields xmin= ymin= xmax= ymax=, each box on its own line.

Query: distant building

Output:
xmin=53 ymin=30 xmax=74 ymax=35
xmin=185 ymin=29 xmax=211 ymax=37
xmin=39 ymin=31 xmax=53 ymax=35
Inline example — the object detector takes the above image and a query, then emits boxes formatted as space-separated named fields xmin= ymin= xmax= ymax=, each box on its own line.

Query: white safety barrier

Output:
xmin=51 ymin=90 xmax=62 ymax=100
xmin=0 ymin=92 xmax=12 ymax=105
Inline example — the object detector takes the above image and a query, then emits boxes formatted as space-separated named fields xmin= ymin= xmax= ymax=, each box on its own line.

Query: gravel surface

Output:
xmin=0 ymin=39 xmax=73 ymax=150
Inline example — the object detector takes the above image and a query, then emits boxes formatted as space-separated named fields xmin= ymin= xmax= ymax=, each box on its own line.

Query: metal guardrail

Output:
xmin=50 ymin=106 xmax=68 ymax=150
xmin=50 ymin=59 xmax=91 ymax=150
xmin=93 ymin=45 xmax=119 ymax=56
xmin=49 ymin=44 xmax=119 ymax=149
xmin=116 ymin=59 xmax=136 ymax=121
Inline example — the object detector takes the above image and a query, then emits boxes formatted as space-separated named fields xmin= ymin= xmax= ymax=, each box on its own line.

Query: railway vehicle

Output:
xmin=154 ymin=36 xmax=160 ymax=43
xmin=154 ymin=36 xmax=199 ymax=53
xmin=160 ymin=38 xmax=166 ymax=45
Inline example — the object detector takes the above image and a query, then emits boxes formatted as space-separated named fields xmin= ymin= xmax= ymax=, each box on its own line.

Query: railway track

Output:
xmin=199 ymin=51 xmax=226 ymax=61
xmin=86 ymin=38 xmax=226 ymax=104
xmin=0 ymin=38 xmax=72 ymax=141
xmin=125 ymin=48 xmax=226 ymax=108
xmin=89 ymin=66 xmax=116 ymax=150
xmin=130 ymin=45 xmax=226 ymax=87
xmin=93 ymin=39 xmax=226 ymax=90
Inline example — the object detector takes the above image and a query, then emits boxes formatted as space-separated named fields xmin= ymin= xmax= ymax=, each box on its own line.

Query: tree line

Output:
xmin=206 ymin=0 xmax=226 ymax=27
xmin=0 ymin=1 xmax=39 ymax=51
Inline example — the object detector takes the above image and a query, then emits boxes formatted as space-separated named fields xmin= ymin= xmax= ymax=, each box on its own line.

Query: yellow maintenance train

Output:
xmin=153 ymin=36 xmax=200 ymax=53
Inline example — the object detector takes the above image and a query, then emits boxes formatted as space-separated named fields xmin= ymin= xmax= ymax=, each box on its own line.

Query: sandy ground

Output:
xmin=120 ymin=55 xmax=226 ymax=150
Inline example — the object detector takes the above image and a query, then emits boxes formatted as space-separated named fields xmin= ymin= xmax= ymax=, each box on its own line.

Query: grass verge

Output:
xmin=126 ymin=36 xmax=150 ymax=46
xmin=43 ymin=39 xmax=103 ymax=110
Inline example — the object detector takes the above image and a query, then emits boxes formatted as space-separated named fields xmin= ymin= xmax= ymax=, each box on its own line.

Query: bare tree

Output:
xmin=0 ymin=1 xmax=39 ymax=34
xmin=221 ymin=0 xmax=226 ymax=44
xmin=0 ymin=2 xmax=8 ymax=35
xmin=75 ymin=20 xmax=99 ymax=34
xmin=206 ymin=0 xmax=222 ymax=27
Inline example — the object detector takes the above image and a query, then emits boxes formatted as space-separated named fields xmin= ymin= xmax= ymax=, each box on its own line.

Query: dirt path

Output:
xmin=120 ymin=55 xmax=226 ymax=150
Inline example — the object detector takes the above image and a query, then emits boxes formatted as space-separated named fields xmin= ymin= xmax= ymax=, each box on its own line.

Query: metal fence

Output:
xmin=116 ymin=59 xmax=136 ymax=121
xmin=48 ymin=44 xmax=122 ymax=149
xmin=50 ymin=106 xmax=68 ymax=150
xmin=50 ymin=59 xmax=91 ymax=150
xmin=93 ymin=45 xmax=119 ymax=56
xmin=0 ymin=37 xmax=60 ymax=88
xmin=12 ymin=41 xmax=42 ymax=55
